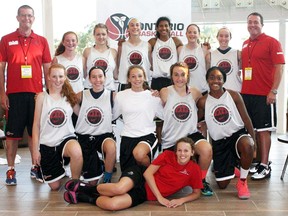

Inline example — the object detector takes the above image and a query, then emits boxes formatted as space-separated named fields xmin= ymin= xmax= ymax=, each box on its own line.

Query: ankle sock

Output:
xmin=103 ymin=172 xmax=112 ymax=183
xmin=240 ymin=167 xmax=249 ymax=179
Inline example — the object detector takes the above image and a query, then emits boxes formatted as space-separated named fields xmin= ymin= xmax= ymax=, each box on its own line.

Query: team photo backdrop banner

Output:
xmin=96 ymin=0 xmax=191 ymax=46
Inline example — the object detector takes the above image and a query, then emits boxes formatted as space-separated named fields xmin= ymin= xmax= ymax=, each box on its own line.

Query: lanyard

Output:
xmin=18 ymin=36 xmax=32 ymax=65
xmin=247 ymin=39 xmax=257 ymax=66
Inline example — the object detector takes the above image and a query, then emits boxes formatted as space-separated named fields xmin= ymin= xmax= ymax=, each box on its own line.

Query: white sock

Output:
xmin=240 ymin=167 xmax=249 ymax=179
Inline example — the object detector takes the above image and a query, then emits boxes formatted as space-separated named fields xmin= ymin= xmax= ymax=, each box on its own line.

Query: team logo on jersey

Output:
xmin=180 ymin=169 xmax=190 ymax=175
xmin=85 ymin=107 xmax=104 ymax=126
xmin=66 ymin=66 xmax=80 ymax=82
xmin=128 ymin=51 xmax=143 ymax=65
xmin=93 ymin=58 xmax=108 ymax=72
xmin=48 ymin=108 xmax=67 ymax=128
xmin=211 ymin=104 xmax=231 ymax=125
xmin=172 ymin=103 xmax=192 ymax=122
xmin=105 ymin=13 xmax=129 ymax=41
xmin=183 ymin=55 xmax=199 ymax=71
xmin=217 ymin=59 xmax=233 ymax=75
xmin=157 ymin=46 xmax=173 ymax=61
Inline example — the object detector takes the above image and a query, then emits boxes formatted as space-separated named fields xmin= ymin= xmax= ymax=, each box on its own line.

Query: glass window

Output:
xmin=0 ymin=0 xmax=43 ymax=38
xmin=197 ymin=22 xmax=279 ymax=50
xmin=52 ymin=0 xmax=97 ymax=51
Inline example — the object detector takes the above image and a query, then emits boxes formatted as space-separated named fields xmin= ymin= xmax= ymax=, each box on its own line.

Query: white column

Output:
xmin=42 ymin=0 xmax=54 ymax=57
xmin=277 ymin=19 xmax=287 ymax=134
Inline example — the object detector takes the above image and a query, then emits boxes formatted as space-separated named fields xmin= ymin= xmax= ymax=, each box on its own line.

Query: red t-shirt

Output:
xmin=0 ymin=29 xmax=51 ymax=94
xmin=145 ymin=150 xmax=203 ymax=201
xmin=241 ymin=33 xmax=285 ymax=96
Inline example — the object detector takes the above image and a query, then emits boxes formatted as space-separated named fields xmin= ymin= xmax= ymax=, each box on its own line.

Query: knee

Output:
xmin=217 ymin=181 xmax=228 ymax=189
xmin=239 ymin=140 xmax=254 ymax=156
xmin=104 ymin=141 xmax=116 ymax=155
xmin=49 ymin=181 xmax=60 ymax=191
xmin=104 ymin=201 xmax=124 ymax=211
xmin=133 ymin=150 xmax=146 ymax=162
xmin=112 ymin=184 xmax=128 ymax=195
xmin=196 ymin=142 xmax=212 ymax=159
xmin=68 ymin=143 xmax=83 ymax=160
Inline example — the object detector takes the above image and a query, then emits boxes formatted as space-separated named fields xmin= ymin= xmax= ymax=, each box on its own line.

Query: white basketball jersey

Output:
xmin=205 ymin=91 xmax=244 ymax=141
xmin=118 ymin=41 xmax=151 ymax=84
xmin=210 ymin=48 xmax=242 ymax=92
xmin=40 ymin=91 xmax=75 ymax=147
xmin=161 ymin=86 xmax=198 ymax=149
xmin=75 ymin=89 xmax=113 ymax=135
xmin=56 ymin=54 xmax=84 ymax=93
xmin=179 ymin=45 xmax=208 ymax=93
xmin=151 ymin=38 xmax=178 ymax=78
xmin=84 ymin=48 xmax=116 ymax=90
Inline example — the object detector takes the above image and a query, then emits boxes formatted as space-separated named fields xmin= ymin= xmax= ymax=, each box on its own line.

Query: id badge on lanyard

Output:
xmin=21 ymin=65 xmax=32 ymax=78
xmin=244 ymin=67 xmax=252 ymax=80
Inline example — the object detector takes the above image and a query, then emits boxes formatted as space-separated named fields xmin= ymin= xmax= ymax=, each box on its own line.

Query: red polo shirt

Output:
xmin=0 ymin=29 xmax=51 ymax=94
xmin=241 ymin=33 xmax=285 ymax=96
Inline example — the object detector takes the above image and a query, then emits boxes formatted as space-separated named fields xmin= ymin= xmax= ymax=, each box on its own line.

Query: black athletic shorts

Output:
xmin=6 ymin=92 xmax=35 ymax=138
xmin=76 ymin=133 xmax=115 ymax=181
xmin=120 ymin=165 xmax=147 ymax=207
xmin=40 ymin=137 xmax=75 ymax=183
xmin=120 ymin=133 xmax=158 ymax=171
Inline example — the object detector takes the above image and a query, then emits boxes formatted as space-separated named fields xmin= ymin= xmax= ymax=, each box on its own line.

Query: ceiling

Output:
xmin=191 ymin=0 xmax=288 ymax=23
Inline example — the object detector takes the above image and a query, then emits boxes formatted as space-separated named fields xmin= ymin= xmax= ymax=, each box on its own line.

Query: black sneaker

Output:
xmin=30 ymin=166 xmax=44 ymax=183
xmin=251 ymin=164 xmax=271 ymax=180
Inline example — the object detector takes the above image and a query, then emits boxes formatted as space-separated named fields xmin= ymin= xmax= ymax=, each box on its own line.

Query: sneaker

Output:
xmin=65 ymin=179 xmax=81 ymax=192
xmin=6 ymin=169 xmax=17 ymax=185
xmin=234 ymin=167 xmax=240 ymax=178
xmin=250 ymin=161 xmax=272 ymax=174
xmin=251 ymin=164 xmax=271 ymax=180
xmin=249 ymin=162 xmax=260 ymax=174
xmin=236 ymin=179 xmax=250 ymax=199
xmin=201 ymin=179 xmax=213 ymax=196
xmin=30 ymin=166 xmax=44 ymax=183
xmin=63 ymin=191 xmax=78 ymax=204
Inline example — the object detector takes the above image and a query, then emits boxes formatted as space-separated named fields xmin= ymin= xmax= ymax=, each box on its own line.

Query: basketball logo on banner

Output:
xmin=105 ymin=13 xmax=130 ymax=41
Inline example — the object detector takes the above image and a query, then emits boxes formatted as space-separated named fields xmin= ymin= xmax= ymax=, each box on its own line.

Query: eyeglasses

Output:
xmin=19 ymin=14 xmax=34 ymax=18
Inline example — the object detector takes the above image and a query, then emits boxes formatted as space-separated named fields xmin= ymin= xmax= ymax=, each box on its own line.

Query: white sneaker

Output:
xmin=251 ymin=165 xmax=271 ymax=180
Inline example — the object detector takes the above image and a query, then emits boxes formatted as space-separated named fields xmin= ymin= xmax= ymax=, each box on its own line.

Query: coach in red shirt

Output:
xmin=241 ymin=12 xmax=285 ymax=180
xmin=0 ymin=5 xmax=51 ymax=185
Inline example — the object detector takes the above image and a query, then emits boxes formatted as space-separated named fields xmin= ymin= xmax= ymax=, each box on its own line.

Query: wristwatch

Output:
xmin=271 ymin=89 xmax=278 ymax=94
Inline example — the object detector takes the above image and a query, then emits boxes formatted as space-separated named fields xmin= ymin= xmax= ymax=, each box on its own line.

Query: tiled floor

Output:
xmin=0 ymin=133 xmax=288 ymax=216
